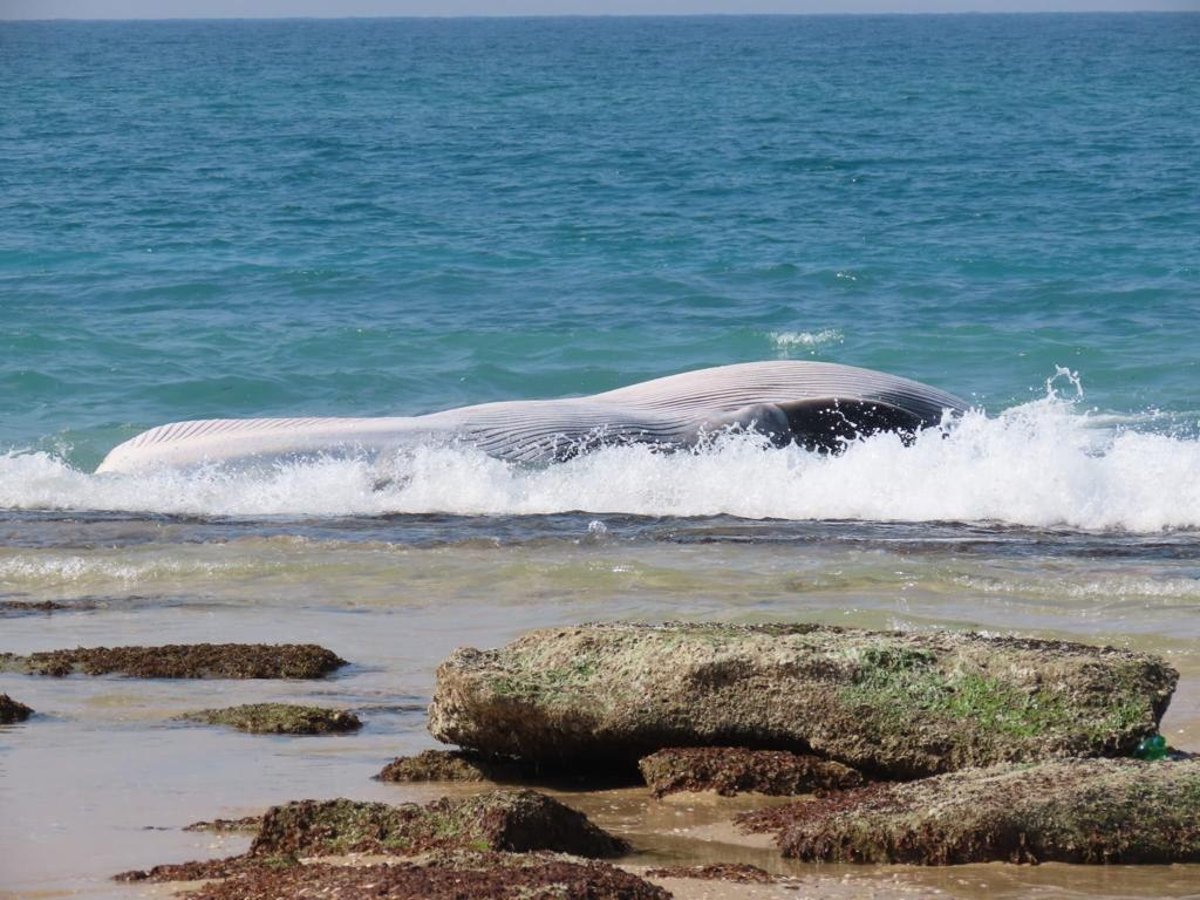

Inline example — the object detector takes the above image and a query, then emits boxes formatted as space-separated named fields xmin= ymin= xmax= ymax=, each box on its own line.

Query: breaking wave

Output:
xmin=1 ymin=397 xmax=1197 ymax=533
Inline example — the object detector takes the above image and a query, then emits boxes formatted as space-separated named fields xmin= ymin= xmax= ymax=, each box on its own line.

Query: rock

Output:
xmin=180 ymin=853 xmax=669 ymax=899
xmin=376 ymin=748 xmax=540 ymax=783
xmin=118 ymin=791 xmax=630 ymax=886
xmin=184 ymin=815 xmax=263 ymax=833
xmin=0 ymin=693 xmax=33 ymax=723
xmin=737 ymin=757 xmax=1200 ymax=864
xmin=428 ymin=622 xmax=1176 ymax=778
xmin=644 ymin=862 xmax=777 ymax=883
xmin=3 ymin=643 xmax=346 ymax=678
xmin=639 ymin=746 xmax=864 ymax=797
xmin=179 ymin=703 xmax=362 ymax=735
xmin=251 ymin=791 xmax=628 ymax=859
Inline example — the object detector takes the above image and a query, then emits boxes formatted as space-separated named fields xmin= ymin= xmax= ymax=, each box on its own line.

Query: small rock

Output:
xmin=639 ymin=746 xmax=864 ymax=797
xmin=183 ymin=815 xmax=263 ymax=833
xmin=376 ymin=748 xmax=539 ymax=783
xmin=737 ymin=757 xmax=1200 ymax=864
xmin=644 ymin=862 xmax=777 ymax=883
xmin=6 ymin=643 xmax=346 ymax=679
xmin=251 ymin=791 xmax=628 ymax=859
xmin=179 ymin=703 xmax=362 ymax=735
xmin=0 ymin=693 xmax=33 ymax=724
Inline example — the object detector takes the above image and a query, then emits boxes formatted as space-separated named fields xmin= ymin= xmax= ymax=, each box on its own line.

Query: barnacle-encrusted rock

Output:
xmin=428 ymin=622 xmax=1176 ymax=778
xmin=737 ymin=757 xmax=1200 ymax=864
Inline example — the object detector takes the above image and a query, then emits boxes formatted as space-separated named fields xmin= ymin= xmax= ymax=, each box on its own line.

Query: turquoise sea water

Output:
xmin=2 ymin=15 xmax=1200 ymax=898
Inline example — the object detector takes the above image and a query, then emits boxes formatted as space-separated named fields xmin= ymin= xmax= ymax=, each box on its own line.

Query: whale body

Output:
xmin=95 ymin=361 xmax=969 ymax=474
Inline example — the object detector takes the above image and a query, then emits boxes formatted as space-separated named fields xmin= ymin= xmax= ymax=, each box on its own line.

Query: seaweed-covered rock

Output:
xmin=251 ymin=791 xmax=628 ymax=859
xmin=184 ymin=853 xmax=669 ymax=900
xmin=639 ymin=746 xmax=864 ymax=797
xmin=737 ymin=757 xmax=1200 ymax=864
xmin=0 ymin=693 xmax=33 ymax=723
xmin=376 ymin=748 xmax=540 ymax=783
xmin=428 ymin=622 xmax=1176 ymax=778
xmin=180 ymin=703 xmax=361 ymax=735
xmin=4 ymin=643 xmax=346 ymax=679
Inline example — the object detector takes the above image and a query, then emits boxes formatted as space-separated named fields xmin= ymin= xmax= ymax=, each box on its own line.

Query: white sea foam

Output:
xmin=1 ymin=398 xmax=1198 ymax=532
xmin=769 ymin=329 xmax=843 ymax=355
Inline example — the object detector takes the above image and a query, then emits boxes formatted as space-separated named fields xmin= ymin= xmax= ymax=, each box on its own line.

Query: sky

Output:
xmin=2 ymin=0 xmax=1197 ymax=19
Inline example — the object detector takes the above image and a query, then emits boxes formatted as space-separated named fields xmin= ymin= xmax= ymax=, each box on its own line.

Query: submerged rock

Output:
xmin=3 ymin=643 xmax=346 ymax=679
xmin=251 ymin=791 xmax=628 ymax=859
xmin=644 ymin=862 xmax=778 ymax=883
xmin=183 ymin=853 xmax=669 ymax=900
xmin=639 ymin=746 xmax=864 ymax=797
xmin=180 ymin=703 xmax=362 ymax=735
xmin=183 ymin=815 xmax=263 ymax=833
xmin=737 ymin=757 xmax=1200 ymax=864
xmin=428 ymin=622 xmax=1176 ymax=778
xmin=376 ymin=748 xmax=541 ymax=783
xmin=0 ymin=693 xmax=33 ymax=724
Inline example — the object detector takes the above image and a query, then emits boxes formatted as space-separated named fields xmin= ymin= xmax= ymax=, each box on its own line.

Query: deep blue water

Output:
xmin=0 ymin=14 xmax=1197 ymax=528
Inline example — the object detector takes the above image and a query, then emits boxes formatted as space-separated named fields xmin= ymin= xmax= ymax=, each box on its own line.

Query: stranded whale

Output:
xmin=95 ymin=361 xmax=969 ymax=474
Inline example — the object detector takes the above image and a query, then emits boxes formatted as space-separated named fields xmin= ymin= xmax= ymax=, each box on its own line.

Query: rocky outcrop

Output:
xmin=737 ymin=757 xmax=1200 ymax=864
xmin=428 ymin=622 xmax=1176 ymax=778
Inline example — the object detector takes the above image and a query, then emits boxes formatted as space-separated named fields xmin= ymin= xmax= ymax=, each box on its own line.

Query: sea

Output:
xmin=1 ymin=13 xmax=1199 ymax=898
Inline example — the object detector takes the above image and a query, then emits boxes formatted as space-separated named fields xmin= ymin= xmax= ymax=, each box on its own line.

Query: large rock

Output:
xmin=428 ymin=622 xmax=1176 ymax=778
xmin=737 ymin=757 xmax=1200 ymax=864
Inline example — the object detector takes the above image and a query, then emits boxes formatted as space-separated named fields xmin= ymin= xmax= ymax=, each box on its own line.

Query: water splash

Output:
xmin=1 ymin=397 xmax=1198 ymax=533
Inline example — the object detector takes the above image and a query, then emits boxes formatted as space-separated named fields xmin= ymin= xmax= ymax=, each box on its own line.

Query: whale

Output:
xmin=95 ymin=361 xmax=969 ymax=474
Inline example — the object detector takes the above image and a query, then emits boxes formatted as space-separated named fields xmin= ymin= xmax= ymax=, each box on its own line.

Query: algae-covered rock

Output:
xmin=377 ymin=748 xmax=539 ymax=783
xmin=251 ymin=790 xmax=628 ymax=859
xmin=6 ymin=643 xmax=346 ymax=679
xmin=182 ymin=853 xmax=669 ymax=900
xmin=0 ymin=693 xmax=33 ymax=723
xmin=737 ymin=757 xmax=1200 ymax=864
xmin=639 ymin=746 xmax=864 ymax=797
xmin=180 ymin=703 xmax=361 ymax=735
xmin=428 ymin=622 xmax=1176 ymax=778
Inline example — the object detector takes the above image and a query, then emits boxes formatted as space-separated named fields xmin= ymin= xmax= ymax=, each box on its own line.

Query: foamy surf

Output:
xmin=1 ymin=398 xmax=1198 ymax=533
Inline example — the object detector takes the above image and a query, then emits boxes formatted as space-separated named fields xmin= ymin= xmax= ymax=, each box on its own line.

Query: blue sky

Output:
xmin=3 ymin=0 xmax=1196 ymax=18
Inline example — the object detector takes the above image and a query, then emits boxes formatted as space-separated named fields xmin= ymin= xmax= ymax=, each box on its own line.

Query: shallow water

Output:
xmin=2 ymin=512 xmax=1198 ymax=897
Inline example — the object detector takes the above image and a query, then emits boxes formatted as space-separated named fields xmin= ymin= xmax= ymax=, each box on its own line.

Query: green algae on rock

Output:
xmin=251 ymin=791 xmax=628 ymax=859
xmin=182 ymin=852 xmax=669 ymax=900
xmin=428 ymin=622 xmax=1176 ymax=778
xmin=183 ymin=815 xmax=263 ymax=833
xmin=0 ymin=693 xmax=33 ymax=724
xmin=639 ymin=746 xmax=864 ymax=798
xmin=2 ymin=643 xmax=346 ymax=679
xmin=737 ymin=757 xmax=1200 ymax=864
xmin=179 ymin=703 xmax=362 ymax=735
xmin=377 ymin=748 xmax=541 ymax=783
